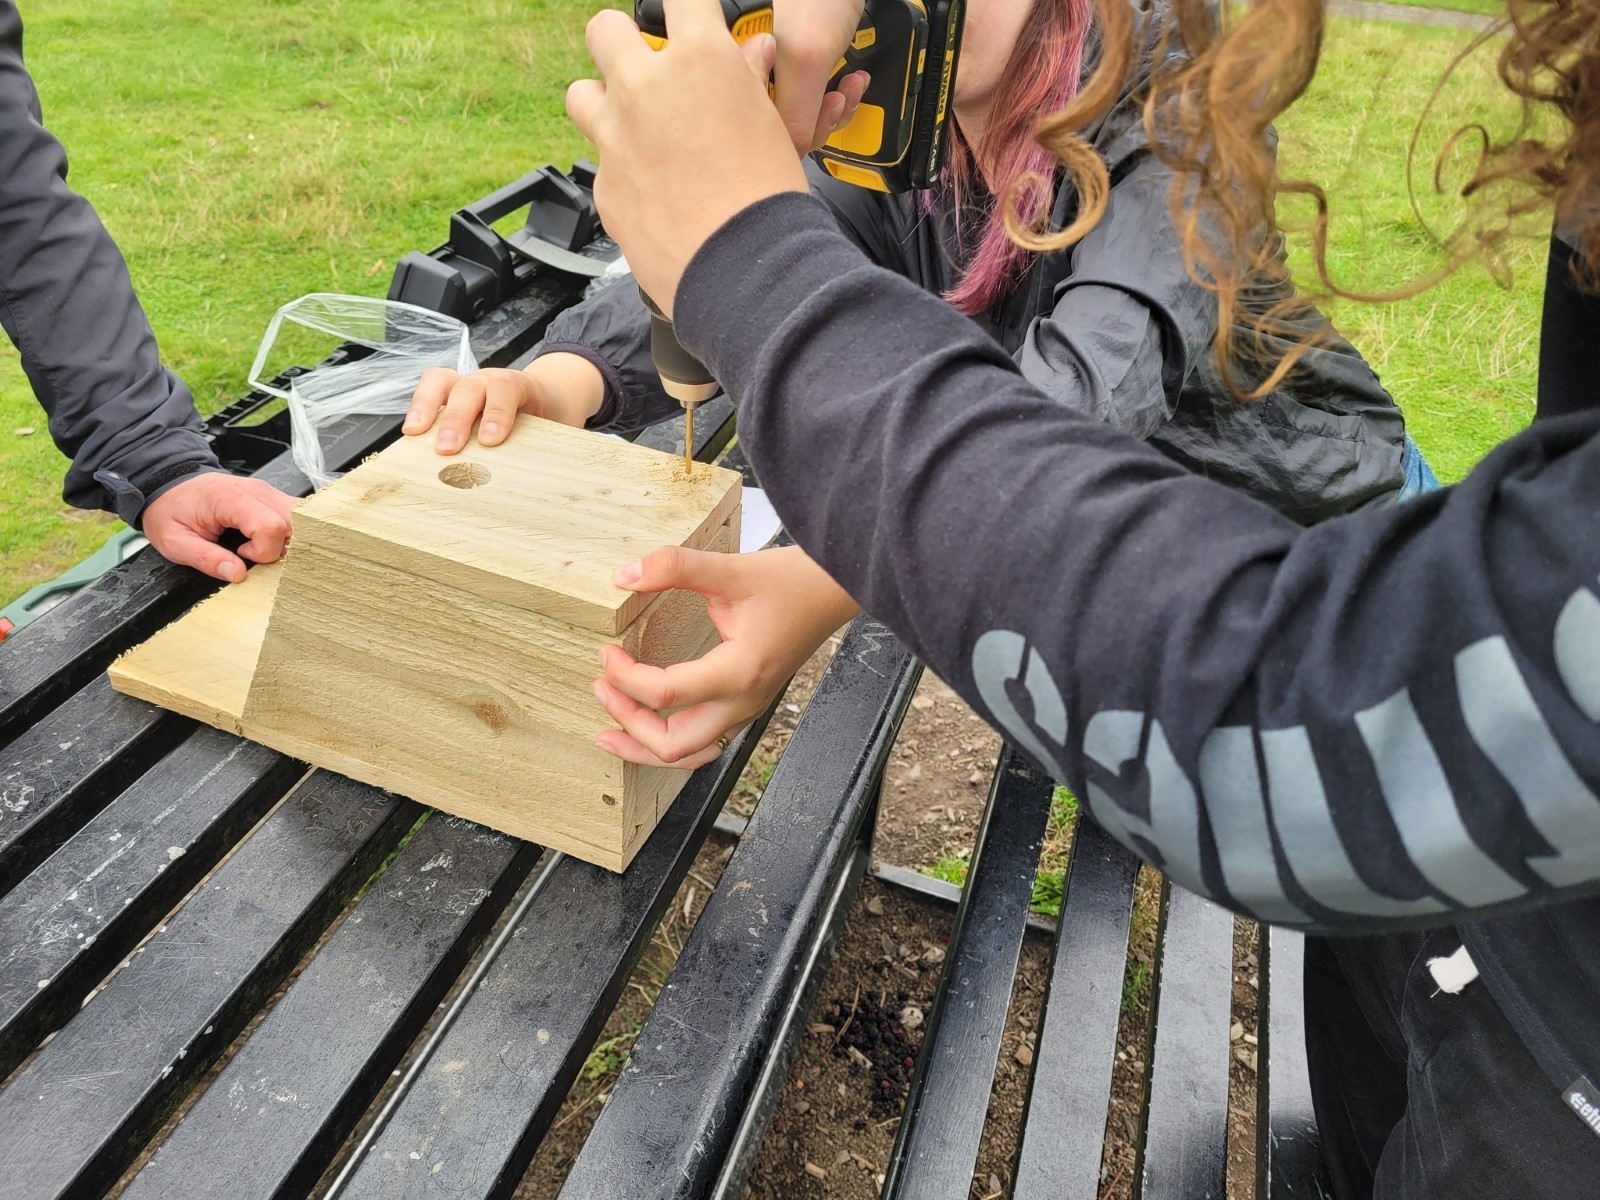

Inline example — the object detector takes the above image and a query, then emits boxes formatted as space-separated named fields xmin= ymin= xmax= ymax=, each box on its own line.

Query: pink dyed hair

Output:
xmin=935 ymin=0 xmax=1094 ymax=315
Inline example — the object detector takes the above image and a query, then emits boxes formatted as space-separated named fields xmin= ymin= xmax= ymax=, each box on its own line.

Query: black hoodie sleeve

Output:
xmin=1535 ymin=226 xmax=1600 ymax=423
xmin=673 ymin=191 xmax=1600 ymax=934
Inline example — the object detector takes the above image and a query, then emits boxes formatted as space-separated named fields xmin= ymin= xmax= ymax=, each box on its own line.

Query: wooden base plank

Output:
xmin=0 ymin=729 xmax=300 ymax=1079
xmin=110 ymin=555 xmax=700 ymax=871
xmin=120 ymin=814 xmax=537 ymax=1200
xmin=107 ymin=562 xmax=280 ymax=735
xmin=0 ymin=772 xmax=417 ymax=1200
xmin=109 ymin=509 xmax=738 ymax=873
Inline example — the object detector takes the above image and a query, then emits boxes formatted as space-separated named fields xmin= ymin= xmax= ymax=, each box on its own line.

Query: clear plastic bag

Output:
xmin=584 ymin=253 xmax=632 ymax=298
xmin=248 ymin=293 xmax=477 ymax=490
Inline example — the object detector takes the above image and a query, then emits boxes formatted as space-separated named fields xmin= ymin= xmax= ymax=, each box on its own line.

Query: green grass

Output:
xmin=1374 ymin=0 xmax=1504 ymax=18
xmin=926 ymin=786 xmax=1078 ymax=918
xmin=1 ymin=0 xmax=603 ymax=604
xmin=1275 ymin=17 xmax=1544 ymax=480
xmin=1121 ymin=958 xmax=1152 ymax=1015
xmin=924 ymin=787 xmax=1169 ymax=1012
xmin=581 ymin=1023 xmax=642 ymax=1083
xmin=1 ymin=8 xmax=1547 ymax=604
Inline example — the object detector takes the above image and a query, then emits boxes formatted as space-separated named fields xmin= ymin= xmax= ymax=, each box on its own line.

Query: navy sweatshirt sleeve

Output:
xmin=674 ymin=191 xmax=1600 ymax=933
xmin=536 ymin=166 xmax=906 ymax=434
xmin=0 ymin=1 xmax=221 ymax=523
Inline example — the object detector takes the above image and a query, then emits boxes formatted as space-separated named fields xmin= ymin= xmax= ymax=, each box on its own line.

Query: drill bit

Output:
xmin=683 ymin=402 xmax=696 ymax=474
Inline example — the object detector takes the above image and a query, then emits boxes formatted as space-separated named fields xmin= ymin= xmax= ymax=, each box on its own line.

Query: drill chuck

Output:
xmin=640 ymin=287 xmax=718 ymax=407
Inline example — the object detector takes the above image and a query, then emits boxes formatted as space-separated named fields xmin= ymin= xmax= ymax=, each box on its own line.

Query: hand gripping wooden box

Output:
xmin=109 ymin=417 xmax=741 ymax=871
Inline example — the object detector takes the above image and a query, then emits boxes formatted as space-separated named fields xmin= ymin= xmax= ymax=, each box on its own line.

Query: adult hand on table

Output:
xmin=592 ymin=545 xmax=862 ymax=769
xmin=566 ymin=0 xmax=817 ymax=312
xmin=140 ymin=473 xmax=296 ymax=584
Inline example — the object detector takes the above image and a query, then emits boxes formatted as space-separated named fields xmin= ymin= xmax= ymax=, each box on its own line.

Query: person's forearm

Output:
xmin=536 ymin=280 xmax=694 ymax=433
xmin=788 ymin=547 xmax=864 ymax=641
xmin=0 ymin=1 xmax=218 ymax=523
xmin=674 ymin=192 xmax=1600 ymax=934
xmin=522 ymin=351 xmax=607 ymax=427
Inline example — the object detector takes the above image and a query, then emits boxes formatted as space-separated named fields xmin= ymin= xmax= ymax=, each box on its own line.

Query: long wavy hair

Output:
xmin=1003 ymin=0 xmax=1600 ymax=396
xmin=938 ymin=0 xmax=1095 ymax=315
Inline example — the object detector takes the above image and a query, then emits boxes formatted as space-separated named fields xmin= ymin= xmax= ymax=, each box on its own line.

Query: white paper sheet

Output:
xmin=739 ymin=487 xmax=782 ymax=552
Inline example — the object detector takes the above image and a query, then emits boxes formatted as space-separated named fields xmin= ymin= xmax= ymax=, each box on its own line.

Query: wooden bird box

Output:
xmin=110 ymin=417 xmax=741 ymax=871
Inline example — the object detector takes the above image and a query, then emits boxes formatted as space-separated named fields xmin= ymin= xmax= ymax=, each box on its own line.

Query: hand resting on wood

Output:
xmin=594 ymin=544 xmax=862 ymax=769
xmin=402 ymin=353 xmax=607 ymax=451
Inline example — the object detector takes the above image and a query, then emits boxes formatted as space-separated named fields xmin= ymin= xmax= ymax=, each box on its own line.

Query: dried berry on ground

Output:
xmin=827 ymin=991 xmax=921 ymax=1112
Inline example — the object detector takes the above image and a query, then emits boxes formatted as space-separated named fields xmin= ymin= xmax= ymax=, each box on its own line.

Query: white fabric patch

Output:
xmin=1427 ymin=943 xmax=1480 ymax=994
xmin=738 ymin=488 xmax=782 ymax=553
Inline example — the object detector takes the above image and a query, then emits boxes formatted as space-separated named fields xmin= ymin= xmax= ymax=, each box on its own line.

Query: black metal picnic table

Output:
xmin=0 ymin=172 xmax=1330 ymax=1200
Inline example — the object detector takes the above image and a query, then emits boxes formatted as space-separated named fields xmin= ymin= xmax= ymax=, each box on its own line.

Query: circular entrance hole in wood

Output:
xmin=438 ymin=462 xmax=491 ymax=489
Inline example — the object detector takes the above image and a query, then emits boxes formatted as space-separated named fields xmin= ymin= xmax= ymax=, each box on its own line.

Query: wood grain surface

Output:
xmin=292 ymin=415 xmax=741 ymax=634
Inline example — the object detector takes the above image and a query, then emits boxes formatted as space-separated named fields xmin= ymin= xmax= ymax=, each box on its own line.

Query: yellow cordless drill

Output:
xmin=633 ymin=0 xmax=964 ymax=469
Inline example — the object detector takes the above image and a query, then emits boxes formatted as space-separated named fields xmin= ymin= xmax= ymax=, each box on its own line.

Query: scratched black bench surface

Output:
xmin=0 ymin=167 xmax=1331 ymax=1200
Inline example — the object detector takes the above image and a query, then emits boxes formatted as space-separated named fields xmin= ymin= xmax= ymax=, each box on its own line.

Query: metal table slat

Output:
xmin=0 ymin=678 xmax=189 ymax=895
xmin=881 ymin=746 xmax=1055 ymax=1200
xmin=1136 ymin=881 xmax=1235 ymax=1200
xmin=330 ymin=712 xmax=774 ymax=1200
xmin=560 ymin=619 xmax=921 ymax=1200
xmin=0 ymin=730 xmax=300 ymax=1078
xmin=1013 ymin=817 xmax=1141 ymax=1200
xmin=1259 ymin=927 xmax=1332 ymax=1198
xmin=0 ymin=554 xmax=215 ymax=750
xmin=122 ymin=814 xmax=538 ymax=1200
xmin=0 ymin=774 xmax=418 ymax=1200
xmin=712 ymin=838 xmax=870 ymax=1200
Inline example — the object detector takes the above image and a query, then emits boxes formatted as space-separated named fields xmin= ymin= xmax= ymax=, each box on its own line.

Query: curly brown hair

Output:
xmin=1011 ymin=0 xmax=1600 ymax=397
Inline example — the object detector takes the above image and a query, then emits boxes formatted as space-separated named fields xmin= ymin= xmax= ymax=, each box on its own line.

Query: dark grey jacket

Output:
xmin=539 ymin=16 xmax=1407 ymax=525
xmin=1 ymin=0 xmax=220 ymax=525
